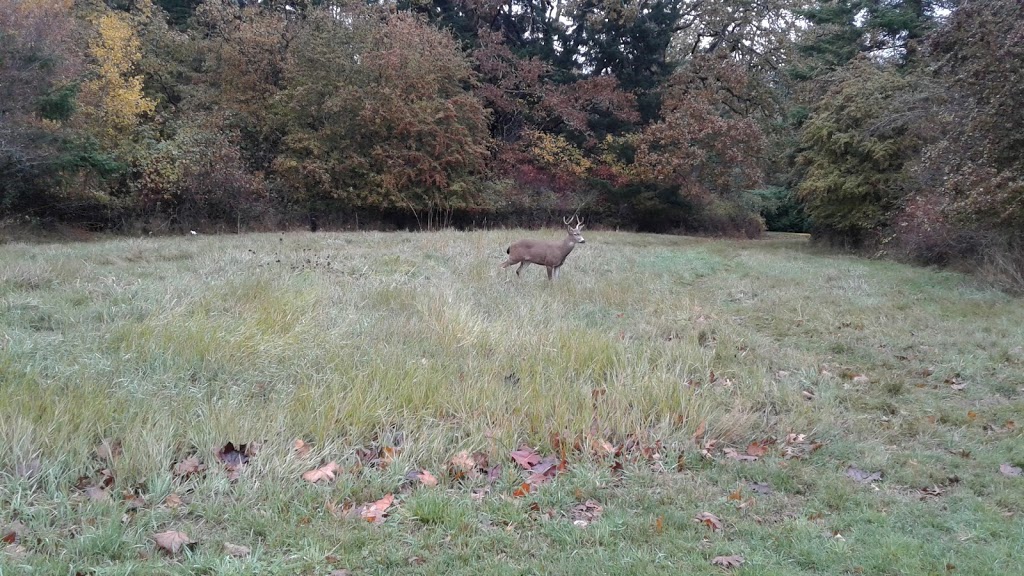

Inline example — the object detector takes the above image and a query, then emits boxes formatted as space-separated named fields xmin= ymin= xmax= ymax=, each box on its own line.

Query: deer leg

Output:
xmin=516 ymin=262 xmax=529 ymax=276
xmin=546 ymin=266 xmax=554 ymax=280
xmin=553 ymin=266 xmax=560 ymax=279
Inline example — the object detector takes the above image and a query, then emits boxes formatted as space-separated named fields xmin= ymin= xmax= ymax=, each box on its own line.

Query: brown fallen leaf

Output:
xmin=852 ymin=374 xmax=871 ymax=385
xmin=510 ymin=447 xmax=542 ymax=470
xmin=448 ymin=451 xmax=479 ymax=481
xmin=404 ymin=468 xmax=439 ymax=488
xmin=172 ymin=455 xmax=205 ymax=479
xmin=946 ymin=374 xmax=967 ymax=390
xmin=692 ymin=419 xmax=707 ymax=445
xmin=302 ymin=461 xmax=340 ymax=484
xmin=694 ymin=512 xmax=723 ymax=532
xmin=416 ymin=469 xmax=438 ymax=487
xmin=293 ymin=439 xmax=311 ymax=458
xmin=846 ymin=466 xmax=882 ymax=483
xmin=745 ymin=441 xmax=770 ymax=458
xmin=95 ymin=438 xmax=123 ymax=462
xmin=711 ymin=555 xmax=745 ymax=569
xmin=358 ymin=493 xmax=395 ymax=524
xmin=153 ymin=530 xmax=194 ymax=555
xmin=999 ymin=463 xmax=1022 ymax=477
xmin=2 ymin=521 xmax=26 ymax=545
xmin=84 ymin=485 xmax=111 ymax=502
xmin=512 ymin=482 xmax=532 ymax=497
xmin=216 ymin=442 xmax=249 ymax=468
xmin=223 ymin=542 xmax=251 ymax=558
xmin=570 ymin=500 xmax=603 ymax=526
xmin=919 ymin=486 xmax=945 ymax=499
xmin=164 ymin=493 xmax=184 ymax=509
xmin=723 ymin=448 xmax=758 ymax=462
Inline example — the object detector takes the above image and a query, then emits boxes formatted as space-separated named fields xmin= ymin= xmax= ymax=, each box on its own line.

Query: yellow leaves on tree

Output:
xmin=81 ymin=11 xmax=155 ymax=144
xmin=525 ymin=130 xmax=592 ymax=178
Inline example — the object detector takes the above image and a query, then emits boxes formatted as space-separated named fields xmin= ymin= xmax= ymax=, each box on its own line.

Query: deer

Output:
xmin=500 ymin=216 xmax=586 ymax=280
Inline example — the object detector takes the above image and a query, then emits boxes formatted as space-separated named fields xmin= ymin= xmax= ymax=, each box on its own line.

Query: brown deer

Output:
xmin=501 ymin=216 xmax=586 ymax=280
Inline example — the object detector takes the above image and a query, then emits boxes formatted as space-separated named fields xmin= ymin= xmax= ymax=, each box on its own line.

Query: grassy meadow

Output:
xmin=1 ymin=229 xmax=1023 ymax=575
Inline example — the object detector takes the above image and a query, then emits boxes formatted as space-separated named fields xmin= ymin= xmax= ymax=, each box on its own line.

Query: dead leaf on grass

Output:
xmin=748 ymin=482 xmax=773 ymax=495
xmin=404 ymin=469 xmax=438 ymax=487
xmin=852 ymin=374 xmax=871 ymax=385
xmin=845 ymin=466 xmax=882 ymax=484
xmin=694 ymin=512 xmax=723 ymax=532
xmin=570 ymin=500 xmax=603 ymax=527
xmin=919 ymin=486 xmax=945 ymax=499
xmin=172 ymin=455 xmax=205 ymax=480
xmin=692 ymin=419 xmax=707 ymax=445
xmin=946 ymin=374 xmax=967 ymax=390
xmin=2 ymin=521 xmax=26 ymax=545
xmin=999 ymin=463 xmax=1022 ymax=477
xmin=357 ymin=493 xmax=395 ymax=524
xmin=95 ymin=438 xmax=122 ymax=462
xmin=510 ymin=447 xmax=542 ymax=469
xmin=215 ymin=442 xmax=251 ymax=481
xmin=723 ymin=448 xmax=758 ymax=462
xmin=223 ymin=542 xmax=251 ymax=558
xmin=711 ymin=555 xmax=745 ymax=569
xmin=293 ymin=438 xmax=311 ymax=458
xmin=164 ymin=493 xmax=184 ymax=509
xmin=153 ymin=530 xmax=194 ymax=555
xmin=302 ymin=461 xmax=340 ymax=484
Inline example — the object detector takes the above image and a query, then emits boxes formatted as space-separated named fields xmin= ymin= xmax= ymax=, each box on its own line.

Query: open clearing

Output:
xmin=2 ymin=230 xmax=1023 ymax=575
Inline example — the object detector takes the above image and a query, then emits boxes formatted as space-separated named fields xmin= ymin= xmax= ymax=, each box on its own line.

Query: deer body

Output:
xmin=501 ymin=216 xmax=585 ymax=280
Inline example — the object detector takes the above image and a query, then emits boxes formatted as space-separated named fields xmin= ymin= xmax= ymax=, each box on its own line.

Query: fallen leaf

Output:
xmin=845 ymin=466 xmax=882 ymax=483
xmin=293 ymin=439 xmax=311 ymax=458
xmin=95 ymin=438 xmax=122 ymax=462
xmin=223 ymin=542 xmax=251 ymax=558
xmin=512 ymin=482 xmax=532 ymax=497
xmin=510 ymin=447 xmax=542 ymax=470
xmin=967 ymin=411 xmax=978 ymax=421
xmin=84 ymin=485 xmax=110 ymax=502
xmin=748 ymin=482 xmax=773 ymax=495
xmin=654 ymin=515 xmax=664 ymax=534
xmin=172 ymin=455 xmax=205 ymax=479
xmin=448 ymin=451 xmax=479 ymax=481
xmin=358 ymin=493 xmax=395 ymax=524
xmin=711 ymin=555 xmax=745 ymax=569
xmin=728 ymin=488 xmax=742 ymax=501
xmin=802 ymin=389 xmax=816 ymax=400
xmin=694 ymin=512 xmax=723 ymax=532
xmin=999 ymin=463 xmax=1022 ymax=477
xmin=403 ymin=468 xmax=439 ymax=488
xmin=570 ymin=500 xmax=603 ymax=526
xmin=153 ymin=530 xmax=194 ymax=555
xmin=164 ymin=493 xmax=184 ymax=509
xmin=723 ymin=448 xmax=758 ymax=462
xmin=2 ymin=521 xmax=26 ymax=545
xmin=302 ymin=461 xmax=340 ymax=484
xmin=946 ymin=375 xmax=967 ymax=390
xmin=852 ymin=374 xmax=871 ymax=385
xmin=329 ymin=570 xmax=352 ymax=576
xmin=919 ymin=486 xmax=945 ymax=498
xmin=215 ymin=442 xmax=250 ymax=481
xmin=745 ymin=441 xmax=771 ymax=458
xmin=692 ymin=419 xmax=707 ymax=444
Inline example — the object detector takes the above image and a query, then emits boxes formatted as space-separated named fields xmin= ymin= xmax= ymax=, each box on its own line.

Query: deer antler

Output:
xmin=564 ymin=214 xmax=583 ymax=228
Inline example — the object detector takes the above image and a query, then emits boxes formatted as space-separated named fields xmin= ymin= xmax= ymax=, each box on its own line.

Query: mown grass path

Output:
xmin=2 ymin=231 xmax=1023 ymax=574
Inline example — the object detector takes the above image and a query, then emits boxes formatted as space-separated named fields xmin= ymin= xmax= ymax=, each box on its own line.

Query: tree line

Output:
xmin=1 ymin=0 xmax=1021 ymax=283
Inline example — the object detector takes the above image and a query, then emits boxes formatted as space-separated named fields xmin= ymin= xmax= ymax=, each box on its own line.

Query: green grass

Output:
xmin=1 ymin=229 xmax=1023 ymax=574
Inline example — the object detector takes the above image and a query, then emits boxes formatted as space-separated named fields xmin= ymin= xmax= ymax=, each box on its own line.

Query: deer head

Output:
xmin=500 ymin=216 xmax=586 ymax=280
